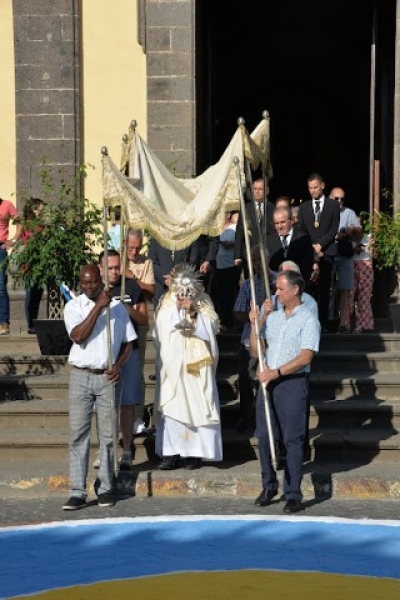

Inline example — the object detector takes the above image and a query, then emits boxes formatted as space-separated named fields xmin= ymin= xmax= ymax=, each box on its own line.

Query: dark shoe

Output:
xmin=119 ymin=451 xmax=132 ymax=470
xmin=62 ymin=496 xmax=86 ymax=511
xmin=97 ymin=493 xmax=115 ymax=507
xmin=236 ymin=417 xmax=255 ymax=433
xmin=27 ymin=327 xmax=36 ymax=335
xmin=184 ymin=457 xmax=201 ymax=470
xmin=159 ymin=455 xmax=180 ymax=470
xmin=255 ymin=488 xmax=279 ymax=506
xmin=236 ymin=417 xmax=249 ymax=433
xmin=337 ymin=326 xmax=351 ymax=334
xmin=283 ymin=499 xmax=302 ymax=514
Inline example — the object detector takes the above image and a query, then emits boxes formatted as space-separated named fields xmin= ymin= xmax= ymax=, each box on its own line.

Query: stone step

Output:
xmin=0 ymin=372 xmax=239 ymax=402
xmin=309 ymin=372 xmax=400 ymax=400
xmin=310 ymin=428 xmax=400 ymax=462
xmin=0 ymin=355 xmax=70 ymax=376
xmin=0 ymin=454 xmax=399 ymax=500
xmin=2 ymin=349 xmax=400 ymax=379
xmin=2 ymin=394 xmax=400 ymax=431
xmin=0 ymin=427 xmax=399 ymax=463
xmin=2 ymin=329 xmax=400 ymax=356
xmin=1 ymin=370 xmax=400 ymax=404
xmin=318 ymin=332 xmax=400 ymax=352
xmin=310 ymin=398 xmax=400 ymax=429
xmin=220 ymin=398 xmax=400 ymax=430
xmin=313 ymin=351 xmax=400 ymax=373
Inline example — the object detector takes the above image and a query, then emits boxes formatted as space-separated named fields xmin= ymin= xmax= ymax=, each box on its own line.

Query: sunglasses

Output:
xmin=333 ymin=196 xmax=345 ymax=201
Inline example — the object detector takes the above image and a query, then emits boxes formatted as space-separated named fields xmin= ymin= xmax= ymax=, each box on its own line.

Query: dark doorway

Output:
xmin=199 ymin=0 xmax=395 ymax=215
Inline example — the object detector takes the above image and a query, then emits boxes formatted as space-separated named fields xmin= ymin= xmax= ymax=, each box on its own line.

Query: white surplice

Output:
xmin=153 ymin=293 xmax=223 ymax=461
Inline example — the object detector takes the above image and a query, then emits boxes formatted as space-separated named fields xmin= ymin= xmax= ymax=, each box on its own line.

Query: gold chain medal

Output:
xmin=314 ymin=220 xmax=320 ymax=228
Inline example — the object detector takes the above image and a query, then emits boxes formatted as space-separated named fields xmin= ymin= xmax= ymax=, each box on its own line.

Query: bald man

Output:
xmin=62 ymin=265 xmax=136 ymax=511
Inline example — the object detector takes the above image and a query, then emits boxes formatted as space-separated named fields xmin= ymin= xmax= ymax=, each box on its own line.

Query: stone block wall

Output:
xmin=12 ymin=0 xmax=81 ymax=205
xmin=144 ymin=0 xmax=197 ymax=177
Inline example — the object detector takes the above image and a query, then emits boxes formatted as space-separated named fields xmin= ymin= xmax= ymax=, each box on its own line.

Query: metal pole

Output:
xmin=244 ymin=159 xmax=271 ymax=301
xmin=234 ymin=157 xmax=277 ymax=470
xmin=101 ymin=147 xmax=119 ymax=478
xmin=369 ymin=7 xmax=377 ymax=217
xmin=120 ymin=205 xmax=127 ymax=302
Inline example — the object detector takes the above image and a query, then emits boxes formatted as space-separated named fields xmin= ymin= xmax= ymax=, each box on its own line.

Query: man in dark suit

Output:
xmin=149 ymin=235 xmax=219 ymax=310
xmin=148 ymin=238 xmax=194 ymax=310
xmin=189 ymin=234 xmax=219 ymax=295
xmin=297 ymin=173 xmax=340 ymax=329
xmin=234 ymin=178 xmax=274 ymax=271
xmin=267 ymin=206 xmax=315 ymax=290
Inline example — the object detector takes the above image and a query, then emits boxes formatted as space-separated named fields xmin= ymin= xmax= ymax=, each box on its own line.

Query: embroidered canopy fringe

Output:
xmin=102 ymin=117 xmax=272 ymax=250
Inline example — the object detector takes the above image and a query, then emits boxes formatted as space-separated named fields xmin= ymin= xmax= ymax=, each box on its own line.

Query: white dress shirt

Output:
xmin=64 ymin=295 xmax=136 ymax=369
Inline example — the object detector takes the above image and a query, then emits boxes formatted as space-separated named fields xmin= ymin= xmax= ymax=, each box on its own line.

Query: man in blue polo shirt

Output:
xmin=249 ymin=269 xmax=320 ymax=514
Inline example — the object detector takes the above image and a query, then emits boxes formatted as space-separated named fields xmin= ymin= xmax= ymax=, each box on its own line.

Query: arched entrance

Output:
xmin=199 ymin=0 xmax=396 ymax=215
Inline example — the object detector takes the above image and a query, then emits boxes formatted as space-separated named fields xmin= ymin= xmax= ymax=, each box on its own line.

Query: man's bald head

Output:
xmin=79 ymin=265 xmax=102 ymax=300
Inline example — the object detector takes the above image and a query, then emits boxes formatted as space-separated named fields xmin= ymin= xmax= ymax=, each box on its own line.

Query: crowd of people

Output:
xmin=1 ymin=173 xmax=375 ymax=514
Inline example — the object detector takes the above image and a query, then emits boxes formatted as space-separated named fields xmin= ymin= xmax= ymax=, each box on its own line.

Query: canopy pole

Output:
xmin=101 ymin=146 xmax=119 ymax=479
xmin=369 ymin=7 xmax=377 ymax=217
xmin=234 ymin=157 xmax=277 ymax=470
xmin=244 ymin=158 xmax=271 ymax=301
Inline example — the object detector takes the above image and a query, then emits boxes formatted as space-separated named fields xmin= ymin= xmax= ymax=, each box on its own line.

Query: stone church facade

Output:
xmin=8 ymin=0 xmax=400 ymax=212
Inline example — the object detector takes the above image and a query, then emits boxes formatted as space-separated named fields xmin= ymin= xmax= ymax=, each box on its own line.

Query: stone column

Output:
xmin=13 ymin=0 xmax=81 ymax=203
xmin=393 ymin=0 xmax=400 ymax=211
xmin=145 ymin=0 xmax=196 ymax=177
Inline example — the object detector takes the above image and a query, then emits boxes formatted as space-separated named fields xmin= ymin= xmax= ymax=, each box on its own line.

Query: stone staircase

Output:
xmin=0 ymin=288 xmax=399 ymax=499
xmin=0 ymin=323 xmax=399 ymax=464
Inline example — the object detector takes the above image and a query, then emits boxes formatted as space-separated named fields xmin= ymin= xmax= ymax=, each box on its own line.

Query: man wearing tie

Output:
xmin=234 ymin=178 xmax=275 ymax=273
xmin=297 ymin=173 xmax=340 ymax=330
xmin=266 ymin=206 xmax=315 ymax=290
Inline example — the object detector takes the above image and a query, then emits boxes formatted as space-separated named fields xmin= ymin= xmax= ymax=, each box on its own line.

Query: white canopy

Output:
xmin=102 ymin=116 xmax=272 ymax=250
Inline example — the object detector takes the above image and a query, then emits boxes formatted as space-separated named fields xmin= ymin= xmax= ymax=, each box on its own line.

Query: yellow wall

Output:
xmin=82 ymin=0 xmax=147 ymax=208
xmin=0 ymin=2 xmax=16 ymax=202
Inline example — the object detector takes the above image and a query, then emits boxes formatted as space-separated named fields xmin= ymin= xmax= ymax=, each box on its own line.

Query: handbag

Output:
xmin=337 ymin=234 xmax=354 ymax=258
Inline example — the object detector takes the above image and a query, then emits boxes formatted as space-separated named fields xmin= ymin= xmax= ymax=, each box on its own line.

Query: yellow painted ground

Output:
xmin=15 ymin=570 xmax=400 ymax=600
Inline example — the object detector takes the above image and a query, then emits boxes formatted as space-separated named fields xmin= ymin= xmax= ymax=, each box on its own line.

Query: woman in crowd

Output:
xmin=212 ymin=210 xmax=240 ymax=331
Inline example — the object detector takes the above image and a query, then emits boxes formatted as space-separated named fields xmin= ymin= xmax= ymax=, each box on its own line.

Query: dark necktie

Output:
xmin=281 ymin=234 xmax=289 ymax=255
xmin=314 ymin=200 xmax=321 ymax=222
xmin=256 ymin=202 xmax=263 ymax=221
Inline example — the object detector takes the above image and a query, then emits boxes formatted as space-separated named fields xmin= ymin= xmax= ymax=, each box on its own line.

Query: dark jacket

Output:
xmin=266 ymin=229 xmax=315 ymax=284
xmin=297 ymin=197 xmax=340 ymax=257
xmin=148 ymin=238 xmax=193 ymax=309
xmin=234 ymin=200 xmax=275 ymax=261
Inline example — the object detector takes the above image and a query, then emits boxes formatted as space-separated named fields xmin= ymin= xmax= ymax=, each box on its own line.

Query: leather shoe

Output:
xmin=283 ymin=499 xmax=302 ymax=514
xmin=184 ymin=457 xmax=201 ymax=470
xmin=254 ymin=488 xmax=279 ymax=506
xmin=159 ymin=455 xmax=180 ymax=470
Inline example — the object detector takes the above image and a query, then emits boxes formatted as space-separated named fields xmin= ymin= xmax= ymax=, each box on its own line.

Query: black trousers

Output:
xmin=238 ymin=344 xmax=258 ymax=422
xmin=256 ymin=375 xmax=308 ymax=501
xmin=317 ymin=255 xmax=335 ymax=328
xmin=213 ymin=266 xmax=240 ymax=328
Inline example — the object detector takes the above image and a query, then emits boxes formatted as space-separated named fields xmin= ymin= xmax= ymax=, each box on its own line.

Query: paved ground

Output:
xmin=1 ymin=495 xmax=399 ymax=527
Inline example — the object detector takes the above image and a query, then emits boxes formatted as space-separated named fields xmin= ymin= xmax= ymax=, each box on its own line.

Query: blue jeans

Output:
xmin=0 ymin=247 xmax=9 ymax=324
xmin=68 ymin=368 xmax=121 ymax=499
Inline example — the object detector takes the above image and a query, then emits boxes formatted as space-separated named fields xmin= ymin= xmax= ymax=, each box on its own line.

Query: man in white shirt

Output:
xmin=62 ymin=265 xmax=136 ymax=511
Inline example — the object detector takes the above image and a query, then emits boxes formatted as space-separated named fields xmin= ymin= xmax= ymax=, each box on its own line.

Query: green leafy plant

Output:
xmin=10 ymin=165 xmax=103 ymax=293
xmin=360 ymin=207 xmax=400 ymax=271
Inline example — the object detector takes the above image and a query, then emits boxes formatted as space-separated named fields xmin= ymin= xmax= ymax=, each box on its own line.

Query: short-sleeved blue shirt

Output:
xmin=262 ymin=302 xmax=320 ymax=374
